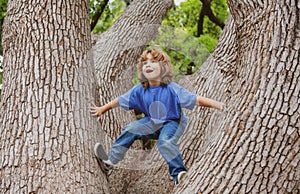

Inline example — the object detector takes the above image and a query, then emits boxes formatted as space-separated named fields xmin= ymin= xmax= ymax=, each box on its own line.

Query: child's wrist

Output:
xmin=211 ymin=100 xmax=224 ymax=110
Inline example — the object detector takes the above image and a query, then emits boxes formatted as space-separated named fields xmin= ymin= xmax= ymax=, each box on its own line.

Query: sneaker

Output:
xmin=94 ymin=143 xmax=108 ymax=160
xmin=94 ymin=143 xmax=112 ymax=171
xmin=102 ymin=160 xmax=113 ymax=171
xmin=176 ymin=171 xmax=187 ymax=184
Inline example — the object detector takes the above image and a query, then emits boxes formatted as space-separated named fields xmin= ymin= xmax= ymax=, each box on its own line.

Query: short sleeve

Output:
xmin=118 ymin=85 xmax=139 ymax=111
xmin=169 ymin=82 xmax=197 ymax=110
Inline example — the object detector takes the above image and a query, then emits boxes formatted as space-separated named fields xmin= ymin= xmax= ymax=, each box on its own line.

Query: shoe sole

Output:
xmin=178 ymin=171 xmax=187 ymax=184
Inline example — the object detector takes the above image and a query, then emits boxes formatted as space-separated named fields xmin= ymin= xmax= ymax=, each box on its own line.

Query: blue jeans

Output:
xmin=108 ymin=117 xmax=187 ymax=181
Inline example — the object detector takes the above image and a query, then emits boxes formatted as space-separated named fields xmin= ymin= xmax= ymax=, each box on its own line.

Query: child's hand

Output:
xmin=216 ymin=101 xmax=225 ymax=111
xmin=196 ymin=96 xmax=225 ymax=111
xmin=90 ymin=104 xmax=104 ymax=121
xmin=90 ymin=99 xmax=118 ymax=120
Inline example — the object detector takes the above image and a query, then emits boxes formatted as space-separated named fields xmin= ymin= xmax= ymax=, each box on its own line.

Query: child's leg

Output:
xmin=157 ymin=120 xmax=186 ymax=183
xmin=108 ymin=117 xmax=159 ymax=164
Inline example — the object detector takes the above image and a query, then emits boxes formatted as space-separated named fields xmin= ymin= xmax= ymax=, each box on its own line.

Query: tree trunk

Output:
xmin=175 ymin=1 xmax=300 ymax=193
xmin=0 ymin=0 xmax=109 ymax=193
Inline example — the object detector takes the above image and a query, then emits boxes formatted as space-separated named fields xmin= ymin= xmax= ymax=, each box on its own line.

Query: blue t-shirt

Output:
xmin=118 ymin=82 xmax=197 ymax=123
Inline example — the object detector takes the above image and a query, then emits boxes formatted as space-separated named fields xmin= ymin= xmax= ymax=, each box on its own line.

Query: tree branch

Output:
xmin=197 ymin=0 xmax=225 ymax=37
xmin=90 ymin=0 xmax=110 ymax=31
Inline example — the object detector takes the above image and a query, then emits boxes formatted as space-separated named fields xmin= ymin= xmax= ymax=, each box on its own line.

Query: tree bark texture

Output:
xmin=175 ymin=1 xmax=300 ymax=193
xmin=0 ymin=0 xmax=109 ymax=193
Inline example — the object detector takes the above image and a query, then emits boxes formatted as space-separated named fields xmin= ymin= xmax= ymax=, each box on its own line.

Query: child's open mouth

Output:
xmin=146 ymin=69 xmax=153 ymax=73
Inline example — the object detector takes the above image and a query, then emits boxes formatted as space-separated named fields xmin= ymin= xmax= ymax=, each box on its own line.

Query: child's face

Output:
xmin=142 ymin=53 xmax=161 ymax=85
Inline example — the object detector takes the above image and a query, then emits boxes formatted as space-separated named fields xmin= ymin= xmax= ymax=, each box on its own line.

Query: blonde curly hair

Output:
xmin=137 ymin=48 xmax=174 ymax=89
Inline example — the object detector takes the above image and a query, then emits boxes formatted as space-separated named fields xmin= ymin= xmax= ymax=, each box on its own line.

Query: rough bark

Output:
xmin=0 ymin=0 xmax=109 ymax=193
xmin=175 ymin=1 xmax=300 ymax=193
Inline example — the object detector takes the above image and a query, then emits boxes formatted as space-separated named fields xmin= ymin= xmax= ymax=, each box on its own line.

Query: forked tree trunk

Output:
xmin=0 ymin=0 xmax=109 ymax=193
xmin=1 ymin=0 xmax=299 ymax=193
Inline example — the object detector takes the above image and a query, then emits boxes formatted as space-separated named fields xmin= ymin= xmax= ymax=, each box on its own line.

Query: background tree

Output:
xmin=196 ymin=0 xmax=225 ymax=37
xmin=88 ymin=0 xmax=229 ymax=76
xmin=90 ymin=0 xmax=127 ymax=33
xmin=90 ymin=0 xmax=110 ymax=31
xmin=153 ymin=0 xmax=229 ymax=52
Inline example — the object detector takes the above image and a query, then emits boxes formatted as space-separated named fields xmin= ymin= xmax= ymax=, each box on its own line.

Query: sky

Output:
xmin=174 ymin=0 xmax=186 ymax=6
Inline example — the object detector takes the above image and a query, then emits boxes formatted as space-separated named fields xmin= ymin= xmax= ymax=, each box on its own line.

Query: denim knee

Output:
xmin=115 ymin=128 xmax=140 ymax=148
xmin=158 ymin=139 xmax=180 ymax=161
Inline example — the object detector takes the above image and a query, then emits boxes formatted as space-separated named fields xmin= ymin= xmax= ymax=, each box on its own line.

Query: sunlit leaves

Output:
xmin=90 ymin=0 xmax=127 ymax=33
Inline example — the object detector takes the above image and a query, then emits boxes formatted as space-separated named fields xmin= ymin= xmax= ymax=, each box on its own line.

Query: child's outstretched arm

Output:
xmin=196 ymin=96 xmax=224 ymax=111
xmin=90 ymin=98 xmax=119 ymax=120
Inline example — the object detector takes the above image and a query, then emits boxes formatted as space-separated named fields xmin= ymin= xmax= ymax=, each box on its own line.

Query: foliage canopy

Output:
xmin=89 ymin=0 xmax=228 ymax=76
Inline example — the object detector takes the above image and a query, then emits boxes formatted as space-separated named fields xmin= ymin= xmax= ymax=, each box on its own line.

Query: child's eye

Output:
xmin=151 ymin=60 xmax=157 ymax=63
xmin=142 ymin=61 xmax=148 ymax=65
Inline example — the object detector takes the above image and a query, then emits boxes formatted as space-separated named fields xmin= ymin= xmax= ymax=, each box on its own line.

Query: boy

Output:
xmin=91 ymin=48 xmax=224 ymax=184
